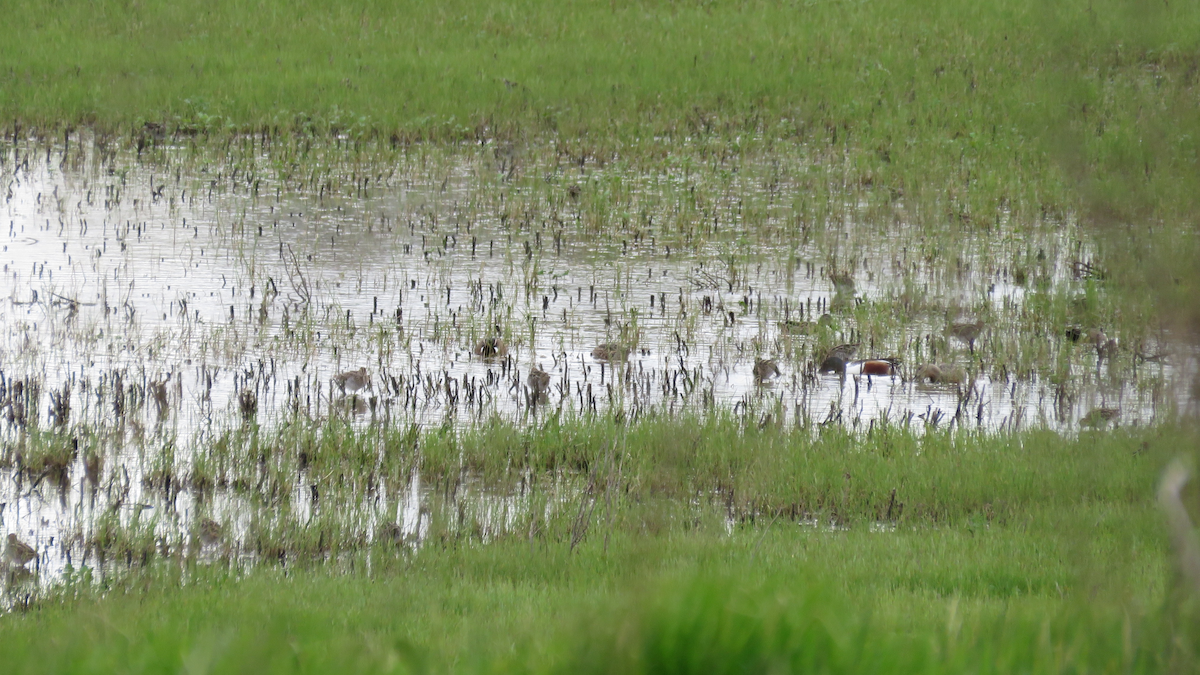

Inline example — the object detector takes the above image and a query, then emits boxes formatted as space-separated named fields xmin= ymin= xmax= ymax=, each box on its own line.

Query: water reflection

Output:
xmin=0 ymin=135 xmax=1190 ymax=592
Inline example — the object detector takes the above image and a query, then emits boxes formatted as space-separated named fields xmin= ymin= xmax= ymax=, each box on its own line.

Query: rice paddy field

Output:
xmin=2 ymin=0 xmax=1200 ymax=672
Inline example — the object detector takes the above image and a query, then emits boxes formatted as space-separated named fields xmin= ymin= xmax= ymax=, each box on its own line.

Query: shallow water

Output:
xmin=0 ymin=135 xmax=1190 ymax=592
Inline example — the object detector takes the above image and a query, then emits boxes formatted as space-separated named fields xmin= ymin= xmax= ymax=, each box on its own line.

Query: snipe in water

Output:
xmin=753 ymin=358 xmax=781 ymax=382
xmin=333 ymin=367 xmax=371 ymax=393
xmin=4 ymin=533 xmax=36 ymax=567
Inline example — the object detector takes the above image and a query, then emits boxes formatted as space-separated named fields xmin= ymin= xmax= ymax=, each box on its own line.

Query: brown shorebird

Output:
xmin=914 ymin=363 xmax=966 ymax=385
xmin=592 ymin=343 xmax=631 ymax=362
xmin=5 ymin=533 xmax=36 ymax=567
xmin=333 ymin=367 xmax=371 ymax=393
xmin=199 ymin=518 xmax=224 ymax=545
xmin=818 ymin=343 xmax=859 ymax=374
xmin=947 ymin=319 xmax=985 ymax=353
xmin=779 ymin=314 xmax=835 ymax=336
xmin=474 ymin=336 xmax=508 ymax=359
xmin=238 ymin=388 xmax=258 ymax=421
xmin=830 ymin=271 xmax=856 ymax=296
xmin=1080 ymin=407 xmax=1120 ymax=428
xmin=753 ymin=358 xmax=781 ymax=382
xmin=1089 ymin=330 xmax=1119 ymax=362
xmin=527 ymin=364 xmax=551 ymax=395
xmin=85 ymin=452 xmax=102 ymax=485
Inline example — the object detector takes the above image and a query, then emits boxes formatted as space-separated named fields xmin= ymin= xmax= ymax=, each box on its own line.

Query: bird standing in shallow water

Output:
xmin=1080 ymin=407 xmax=1120 ymax=428
xmin=830 ymin=271 xmax=856 ymax=296
xmin=198 ymin=518 xmax=224 ymax=546
xmin=333 ymin=367 xmax=371 ymax=393
xmin=475 ymin=336 xmax=508 ymax=359
xmin=592 ymin=343 xmax=630 ymax=362
xmin=753 ymin=358 xmax=781 ymax=382
xmin=819 ymin=344 xmax=859 ymax=373
xmin=527 ymin=364 xmax=551 ymax=395
xmin=5 ymin=533 xmax=36 ymax=567
xmin=947 ymin=319 xmax=985 ymax=353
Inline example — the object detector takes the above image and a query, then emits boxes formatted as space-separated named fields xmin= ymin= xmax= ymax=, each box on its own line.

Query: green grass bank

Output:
xmin=2 ymin=421 xmax=1198 ymax=672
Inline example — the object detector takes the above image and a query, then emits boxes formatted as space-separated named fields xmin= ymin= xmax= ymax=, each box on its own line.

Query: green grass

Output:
xmin=0 ymin=508 xmax=1189 ymax=673
xmin=3 ymin=421 xmax=1197 ymax=672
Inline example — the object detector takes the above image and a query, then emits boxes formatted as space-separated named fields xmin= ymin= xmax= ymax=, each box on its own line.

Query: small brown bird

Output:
xmin=1090 ymin=330 xmax=1119 ymax=362
xmin=198 ymin=518 xmax=224 ymax=545
xmin=753 ymin=358 xmax=781 ymax=382
xmin=592 ymin=343 xmax=631 ymax=362
xmin=830 ymin=271 xmax=856 ymax=295
xmin=819 ymin=343 xmax=859 ymax=373
xmin=947 ymin=319 xmax=985 ymax=353
xmin=779 ymin=314 xmax=834 ymax=335
xmin=527 ymin=364 xmax=551 ymax=394
xmin=1080 ymin=407 xmax=1120 ymax=428
xmin=333 ymin=367 xmax=371 ymax=393
xmin=5 ymin=533 xmax=36 ymax=567
xmin=238 ymin=388 xmax=258 ymax=421
xmin=474 ymin=336 xmax=508 ymax=359
xmin=85 ymin=452 xmax=102 ymax=485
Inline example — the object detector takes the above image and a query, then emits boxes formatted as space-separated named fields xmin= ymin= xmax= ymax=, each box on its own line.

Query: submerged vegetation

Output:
xmin=1 ymin=0 xmax=1200 ymax=671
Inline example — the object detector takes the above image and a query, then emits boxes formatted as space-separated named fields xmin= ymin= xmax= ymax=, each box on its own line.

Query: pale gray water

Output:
xmin=0 ymin=134 xmax=1189 ymax=593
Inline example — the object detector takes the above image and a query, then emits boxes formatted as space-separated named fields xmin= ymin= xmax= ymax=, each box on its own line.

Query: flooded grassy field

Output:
xmin=0 ymin=133 xmax=1190 ymax=594
xmin=1 ymin=0 xmax=1199 ymax=671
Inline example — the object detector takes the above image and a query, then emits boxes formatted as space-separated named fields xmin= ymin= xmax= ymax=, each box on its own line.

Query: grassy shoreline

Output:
xmin=3 ymin=420 xmax=1195 ymax=671
xmin=0 ymin=508 xmax=1184 ymax=673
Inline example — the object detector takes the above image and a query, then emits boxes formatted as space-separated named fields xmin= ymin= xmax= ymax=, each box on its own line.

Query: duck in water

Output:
xmin=914 ymin=363 xmax=967 ymax=385
xmin=856 ymin=358 xmax=900 ymax=377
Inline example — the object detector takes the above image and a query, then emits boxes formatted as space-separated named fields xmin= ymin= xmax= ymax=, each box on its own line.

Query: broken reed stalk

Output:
xmin=1158 ymin=458 xmax=1200 ymax=595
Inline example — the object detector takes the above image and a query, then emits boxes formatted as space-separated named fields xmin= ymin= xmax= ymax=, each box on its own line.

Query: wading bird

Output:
xmin=333 ymin=367 xmax=371 ymax=393
xmin=819 ymin=344 xmax=859 ymax=374
xmin=474 ymin=336 xmax=508 ymax=359
xmin=527 ymin=364 xmax=551 ymax=395
xmin=947 ymin=319 xmax=985 ymax=353
xmin=199 ymin=518 xmax=224 ymax=545
xmin=753 ymin=358 xmax=781 ymax=382
xmin=592 ymin=343 xmax=630 ymax=362
xmin=4 ymin=533 xmax=36 ymax=567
